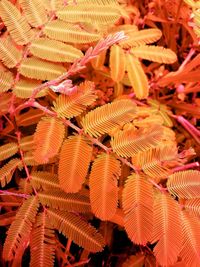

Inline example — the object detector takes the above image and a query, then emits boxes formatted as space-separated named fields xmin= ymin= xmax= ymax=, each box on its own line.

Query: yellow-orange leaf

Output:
xmin=125 ymin=54 xmax=149 ymax=99
xmin=89 ymin=153 xmax=121 ymax=220
xmin=58 ymin=135 xmax=92 ymax=193
xmin=46 ymin=209 xmax=105 ymax=252
xmin=91 ymin=50 xmax=106 ymax=69
xmin=184 ymin=198 xmax=200 ymax=217
xmin=110 ymin=45 xmax=125 ymax=82
xmin=19 ymin=0 xmax=48 ymax=27
xmin=16 ymin=108 xmax=44 ymax=127
xmin=38 ymin=190 xmax=91 ymax=213
xmin=123 ymin=173 xmax=153 ymax=245
xmin=30 ymin=38 xmax=83 ymax=62
xmin=111 ymin=125 xmax=163 ymax=157
xmin=19 ymin=57 xmax=66 ymax=80
xmin=0 ymin=142 xmax=18 ymax=161
xmin=180 ymin=210 xmax=200 ymax=266
xmin=151 ymin=193 xmax=182 ymax=266
xmin=30 ymin=171 xmax=60 ymax=190
xmin=81 ymin=99 xmax=136 ymax=137
xmin=33 ymin=117 xmax=65 ymax=163
xmin=0 ymin=70 xmax=14 ymax=92
xmin=167 ymin=170 xmax=200 ymax=199
xmin=0 ymin=0 xmax=34 ymax=45
xmin=0 ymin=38 xmax=22 ymax=68
xmin=14 ymin=78 xmax=48 ymax=98
xmin=44 ymin=20 xmax=101 ymax=43
xmin=3 ymin=196 xmax=39 ymax=260
xmin=131 ymin=45 xmax=177 ymax=64
xmin=56 ymin=4 xmax=121 ymax=25
xmin=30 ymin=212 xmax=55 ymax=267
xmin=120 ymin=28 xmax=162 ymax=48
xmin=0 ymin=159 xmax=21 ymax=187
xmin=52 ymin=81 xmax=97 ymax=118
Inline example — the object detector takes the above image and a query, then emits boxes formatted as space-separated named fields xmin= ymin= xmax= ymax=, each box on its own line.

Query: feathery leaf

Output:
xmin=184 ymin=198 xmax=200 ymax=217
xmin=131 ymin=144 xmax=178 ymax=181
xmin=119 ymin=28 xmax=162 ymax=48
xmin=19 ymin=0 xmax=48 ymax=27
xmin=19 ymin=135 xmax=34 ymax=152
xmin=180 ymin=210 xmax=200 ymax=266
xmin=125 ymin=53 xmax=149 ymax=99
xmin=56 ymin=4 xmax=121 ymax=25
xmin=38 ymin=190 xmax=91 ymax=213
xmin=131 ymin=45 xmax=177 ymax=64
xmin=111 ymin=125 xmax=164 ymax=157
xmin=89 ymin=153 xmax=121 ymax=220
xmin=19 ymin=57 xmax=66 ymax=80
xmin=30 ymin=38 xmax=83 ymax=62
xmin=30 ymin=212 xmax=55 ymax=267
xmin=46 ymin=209 xmax=105 ymax=252
xmin=16 ymin=108 xmax=44 ymax=127
xmin=0 ymin=70 xmax=14 ymax=93
xmin=58 ymin=135 xmax=92 ymax=193
xmin=52 ymin=81 xmax=97 ymax=118
xmin=14 ymin=78 xmax=48 ymax=98
xmin=0 ymin=0 xmax=34 ymax=45
xmin=151 ymin=193 xmax=182 ymax=266
xmin=122 ymin=173 xmax=154 ymax=245
xmin=3 ymin=196 xmax=39 ymax=260
xmin=0 ymin=38 xmax=22 ymax=68
xmin=91 ymin=50 xmax=106 ymax=69
xmin=33 ymin=116 xmax=65 ymax=163
xmin=110 ymin=45 xmax=125 ymax=82
xmin=0 ymin=159 xmax=21 ymax=187
xmin=82 ymin=99 xmax=136 ymax=137
xmin=0 ymin=142 xmax=18 ymax=161
xmin=167 ymin=170 xmax=200 ymax=199
xmin=30 ymin=171 xmax=60 ymax=190
xmin=44 ymin=20 xmax=101 ymax=43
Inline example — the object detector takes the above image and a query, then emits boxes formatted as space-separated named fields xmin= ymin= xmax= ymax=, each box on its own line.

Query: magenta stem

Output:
xmin=0 ymin=190 xmax=29 ymax=198
xmin=172 ymin=162 xmax=199 ymax=172
xmin=172 ymin=114 xmax=200 ymax=144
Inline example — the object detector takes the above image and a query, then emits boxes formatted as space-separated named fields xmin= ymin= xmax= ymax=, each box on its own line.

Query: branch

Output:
xmin=171 ymin=114 xmax=200 ymax=144
xmin=14 ymin=31 xmax=127 ymax=114
xmin=26 ymin=100 xmax=166 ymax=192
xmin=172 ymin=162 xmax=199 ymax=172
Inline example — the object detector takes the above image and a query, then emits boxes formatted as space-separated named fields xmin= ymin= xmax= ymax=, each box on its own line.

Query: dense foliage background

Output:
xmin=0 ymin=0 xmax=200 ymax=266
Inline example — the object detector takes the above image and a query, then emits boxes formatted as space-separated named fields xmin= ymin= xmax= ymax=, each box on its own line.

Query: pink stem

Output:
xmin=28 ymin=101 xmax=166 ymax=192
xmin=178 ymin=48 xmax=196 ymax=73
xmin=148 ymin=179 xmax=168 ymax=192
xmin=172 ymin=114 xmax=200 ymax=144
xmin=172 ymin=162 xmax=199 ymax=172
xmin=32 ymin=101 xmax=57 ymax=117
xmin=0 ymin=190 xmax=29 ymax=198
xmin=13 ymin=32 xmax=127 ymax=115
xmin=16 ymin=131 xmax=38 ymax=196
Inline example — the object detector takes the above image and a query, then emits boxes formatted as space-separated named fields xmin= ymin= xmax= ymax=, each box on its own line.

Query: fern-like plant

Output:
xmin=0 ymin=0 xmax=200 ymax=266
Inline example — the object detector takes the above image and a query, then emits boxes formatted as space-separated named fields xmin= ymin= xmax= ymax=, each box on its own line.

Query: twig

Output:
xmin=68 ymin=258 xmax=90 ymax=267
xmin=172 ymin=162 xmax=199 ymax=172
xmin=0 ymin=190 xmax=29 ymax=198
xmin=15 ymin=131 xmax=38 ymax=195
xmin=177 ymin=47 xmax=196 ymax=73
xmin=25 ymin=100 xmax=165 ymax=192
xmin=171 ymin=114 xmax=200 ymax=144
xmin=13 ymin=32 xmax=127 ymax=114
